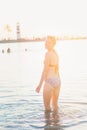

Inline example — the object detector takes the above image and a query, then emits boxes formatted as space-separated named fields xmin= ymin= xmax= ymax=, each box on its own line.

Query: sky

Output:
xmin=0 ymin=0 xmax=87 ymax=38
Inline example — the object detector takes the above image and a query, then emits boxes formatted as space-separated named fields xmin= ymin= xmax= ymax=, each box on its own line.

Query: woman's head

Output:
xmin=45 ymin=36 xmax=56 ymax=50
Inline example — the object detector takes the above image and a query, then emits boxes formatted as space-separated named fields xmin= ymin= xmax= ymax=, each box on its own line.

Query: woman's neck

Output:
xmin=48 ymin=48 xmax=54 ymax=52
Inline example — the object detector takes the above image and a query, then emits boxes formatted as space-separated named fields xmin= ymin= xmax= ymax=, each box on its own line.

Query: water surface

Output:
xmin=0 ymin=40 xmax=87 ymax=130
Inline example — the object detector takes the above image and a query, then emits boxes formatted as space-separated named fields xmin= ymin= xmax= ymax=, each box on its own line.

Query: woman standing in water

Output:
xmin=35 ymin=36 xmax=61 ymax=112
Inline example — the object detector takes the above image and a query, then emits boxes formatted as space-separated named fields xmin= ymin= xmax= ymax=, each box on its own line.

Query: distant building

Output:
xmin=16 ymin=23 xmax=21 ymax=40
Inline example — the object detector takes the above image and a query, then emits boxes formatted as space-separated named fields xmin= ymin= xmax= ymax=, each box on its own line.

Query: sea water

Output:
xmin=0 ymin=40 xmax=87 ymax=130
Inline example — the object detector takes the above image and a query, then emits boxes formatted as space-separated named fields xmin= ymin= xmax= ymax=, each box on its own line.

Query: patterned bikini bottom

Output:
xmin=45 ymin=76 xmax=61 ymax=88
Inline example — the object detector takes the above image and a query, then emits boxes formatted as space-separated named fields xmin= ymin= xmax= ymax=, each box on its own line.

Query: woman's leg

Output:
xmin=43 ymin=83 xmax=52 ymax=111
xmin=51 ymin=86 xmax=60 ymax=111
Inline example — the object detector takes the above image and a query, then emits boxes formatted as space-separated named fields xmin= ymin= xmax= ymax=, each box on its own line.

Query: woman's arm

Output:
xmin=35 ymin=52 xmax=50 ymax=93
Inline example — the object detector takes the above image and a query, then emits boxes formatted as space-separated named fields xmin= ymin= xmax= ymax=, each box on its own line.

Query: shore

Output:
xmin=0 ymin=39 xmax=44 ymax=43
xmin=0 ymin=36 xmax=87 ymax=44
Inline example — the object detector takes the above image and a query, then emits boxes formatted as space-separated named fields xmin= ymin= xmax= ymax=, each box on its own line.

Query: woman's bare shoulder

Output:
xmin=45 ymin=50 xmax=58 ymax=59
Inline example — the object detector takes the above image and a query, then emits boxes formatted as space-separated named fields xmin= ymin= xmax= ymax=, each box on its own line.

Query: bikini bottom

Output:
xmin=45 ymin=76 xmax=61 ymax=88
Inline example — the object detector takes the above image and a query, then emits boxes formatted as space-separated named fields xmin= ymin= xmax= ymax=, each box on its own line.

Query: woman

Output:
xmin=35 ymin=36 xmax=61 ymax=111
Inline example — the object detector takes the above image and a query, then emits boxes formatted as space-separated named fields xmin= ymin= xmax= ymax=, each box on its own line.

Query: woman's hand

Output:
xmin=35 ymin=85 xmax=41 ymax=93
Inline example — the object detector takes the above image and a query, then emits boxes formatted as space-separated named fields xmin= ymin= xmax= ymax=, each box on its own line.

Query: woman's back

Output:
xmin=46 ymin=50 xmax=59 ymax=78
xmin=49 ymin=50 xmax=58 ymax=65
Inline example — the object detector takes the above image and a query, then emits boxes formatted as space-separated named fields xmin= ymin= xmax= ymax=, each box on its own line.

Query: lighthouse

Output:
xmin=16 ymin=22 xmax=21 ymax=40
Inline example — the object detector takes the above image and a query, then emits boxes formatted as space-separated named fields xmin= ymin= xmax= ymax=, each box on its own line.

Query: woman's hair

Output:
xmin=47 ymin=36 xmax=56 ymax=45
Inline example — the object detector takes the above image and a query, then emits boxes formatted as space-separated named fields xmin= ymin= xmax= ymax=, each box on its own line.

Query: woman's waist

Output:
xmin=46 ymin=75 xmax=60 ymax=81
xmin=46 ymin=71 xmax=60 ymax=78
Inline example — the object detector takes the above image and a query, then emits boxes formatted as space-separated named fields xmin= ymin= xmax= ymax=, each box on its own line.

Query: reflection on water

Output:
xmin=44 ymin=110 xmax=63 ymax=130
xmin=0 ymin=40 xmax=87 ymax=130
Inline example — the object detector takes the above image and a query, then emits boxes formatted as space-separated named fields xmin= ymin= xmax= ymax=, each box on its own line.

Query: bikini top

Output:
xmin=49 ymin=50 xmax=58 ymax=72
xmin=49 ymin=64 xmax=58 ymax=73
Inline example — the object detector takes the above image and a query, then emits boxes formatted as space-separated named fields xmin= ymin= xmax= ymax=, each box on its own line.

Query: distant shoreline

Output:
xmin=0 ymin=39 xmax=44 ymax=44
xmin=0 ymin=37 xmax=87 ymax=43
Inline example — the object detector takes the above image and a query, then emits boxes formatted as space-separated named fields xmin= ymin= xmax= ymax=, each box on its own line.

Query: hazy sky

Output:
xmin=0 ymin=0 xmax=87 ymax=37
